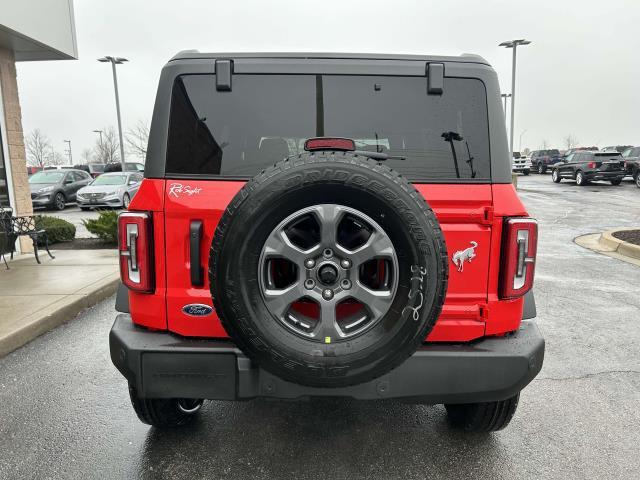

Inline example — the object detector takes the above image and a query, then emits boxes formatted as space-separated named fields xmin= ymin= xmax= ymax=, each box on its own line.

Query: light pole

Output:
xmin=93 ymin=130 xmax=103 ymax=164
xmin=519 ymin=129 xmax=527 ymax=152
xmin=501 ymin=93 xmax=511 ymax=116
xmin=63 ymin=139 xmax=72 ymax=165
xmin=499 ymin=39 xmax=531 ymax=160
xmin=98 ymin=56 xmax=128 ymax=172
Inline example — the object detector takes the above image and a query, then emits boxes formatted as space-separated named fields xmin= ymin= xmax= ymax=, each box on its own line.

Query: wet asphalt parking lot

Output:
xmin=1 ymin=174 xmax=639 ymax=479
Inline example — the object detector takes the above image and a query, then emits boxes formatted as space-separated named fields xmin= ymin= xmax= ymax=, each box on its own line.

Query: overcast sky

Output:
xmin=16 ymin=0 xmax=640 ymax=161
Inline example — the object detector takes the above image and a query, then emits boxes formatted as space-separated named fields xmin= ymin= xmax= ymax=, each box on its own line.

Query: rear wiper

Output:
xmin=464 ymin=141 xmax=477 ymax=179
xmin=353 ymin=150 xmax=406 ymax=161
xmin=441 ymin=131 xmax=462 ymax=178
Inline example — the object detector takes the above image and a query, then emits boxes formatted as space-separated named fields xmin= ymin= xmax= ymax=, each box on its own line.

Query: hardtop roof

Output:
xmin=169 ymin=50 xmax=490 ymax=65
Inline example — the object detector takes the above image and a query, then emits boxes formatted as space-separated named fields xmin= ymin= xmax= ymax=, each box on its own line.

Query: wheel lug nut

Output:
xmin=304 ymin=258 xmax=316 ymax=269
xmin=323 ymin=248 xmax=333 ymax=258
xmin=304 ymin=279 xmax=316 ymax=290
xmin=341 ymin=279 xmax=351 ymax=290
xmin=340 ymin=259 xmax=351 ymax=269
xmin=322 ymin=289 xmax=334 ymax=300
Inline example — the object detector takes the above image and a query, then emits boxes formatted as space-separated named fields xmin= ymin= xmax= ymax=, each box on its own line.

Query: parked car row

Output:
xmin=28 ymin=162 xmax=145 ymax=178
xmin=28 ymin=169 xmax=142 ymax=210
xmin=513 ymin=145 xmax=639 ymax=188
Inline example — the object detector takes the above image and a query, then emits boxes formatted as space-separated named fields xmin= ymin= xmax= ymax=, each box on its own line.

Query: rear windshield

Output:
xmin=166 ymin=74 xmax=491 ymax=181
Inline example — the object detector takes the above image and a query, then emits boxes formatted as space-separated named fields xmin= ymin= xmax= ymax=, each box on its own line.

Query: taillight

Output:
xmin=118 ymin=211 xmax=154 ymax=293
xmin=588 ymin=162 xmax=597 ymax=168
xmin=304 ymin=137 xmax=356 ymax=151
xmin=499 ymin=218 xmax=538 ymax=299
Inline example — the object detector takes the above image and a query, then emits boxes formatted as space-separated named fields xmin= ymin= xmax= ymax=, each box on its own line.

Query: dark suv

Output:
xmin=110 ymin=52 xmax=544 ymax=433
xmin=530 ymin=149 xmax=562 ymax=174
xmin=621 ymin=146 xmax=640 ymax=182
xmin=551 ymin=151 xmax=626 ymax=185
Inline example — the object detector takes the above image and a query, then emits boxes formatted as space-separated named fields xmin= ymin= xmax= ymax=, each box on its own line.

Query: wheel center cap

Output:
xmin=317 ymin=264 xmax=339 ymax=285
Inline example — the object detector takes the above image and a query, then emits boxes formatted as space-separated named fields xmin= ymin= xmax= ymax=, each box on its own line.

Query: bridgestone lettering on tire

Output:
xmin=209 ymin=152 xmax=448 ymax=388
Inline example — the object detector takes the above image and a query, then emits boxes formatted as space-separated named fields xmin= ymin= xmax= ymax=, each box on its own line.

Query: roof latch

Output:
xmin=427 ymin=63 xmax=444 ymax=95
xmin=215 ymin=59 xmax=233 ymax=91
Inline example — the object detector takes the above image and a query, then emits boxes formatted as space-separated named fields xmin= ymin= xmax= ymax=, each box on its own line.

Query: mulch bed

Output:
xmin=612 ymin=229 xmax=640 ymax=246
xmin=51 ymin=238 xmax=117 ymax=250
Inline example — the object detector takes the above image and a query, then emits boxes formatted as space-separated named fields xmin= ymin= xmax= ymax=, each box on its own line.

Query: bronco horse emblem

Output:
xmin=452 ymin=241 xmax=478 ymax=272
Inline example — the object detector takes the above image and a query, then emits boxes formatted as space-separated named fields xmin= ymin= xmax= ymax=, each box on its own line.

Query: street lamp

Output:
xmin=98 ymin=56 xmax=128 ymax=172
xmin=519 ymin=129 xmax=528 ymax=152
xmin=499 ymin=39 xmax=531 ymax=160
xmin=92 ymin=129 xmax=103 ymax=144
xmin=501 ymin=93 xmax=511 ymax=116
xmin=63 ymin=139 xmax=72 ymax=165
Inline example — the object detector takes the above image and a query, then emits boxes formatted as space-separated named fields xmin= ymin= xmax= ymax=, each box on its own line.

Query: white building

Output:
xmin=0 ymin=0 xmax=77 ymax=250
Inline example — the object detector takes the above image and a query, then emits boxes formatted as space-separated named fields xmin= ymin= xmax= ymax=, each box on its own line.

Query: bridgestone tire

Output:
xmin=209 ymin=152 xmax=448 ymax=388
xmin=445 ymin=394 xmax=519 ymax=432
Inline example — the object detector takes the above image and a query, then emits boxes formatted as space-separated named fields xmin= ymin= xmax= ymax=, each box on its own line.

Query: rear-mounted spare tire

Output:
xmin=209 ymin=152 xmax=448 ymax=388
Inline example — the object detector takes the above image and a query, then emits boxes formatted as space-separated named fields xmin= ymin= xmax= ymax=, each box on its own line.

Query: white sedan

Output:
xmin=76 ymin=172 xmax=142 ymax=210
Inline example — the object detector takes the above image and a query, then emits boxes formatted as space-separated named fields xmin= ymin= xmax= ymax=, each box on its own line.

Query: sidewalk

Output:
xmin=0 ymin=249 xmax=119 ymax=357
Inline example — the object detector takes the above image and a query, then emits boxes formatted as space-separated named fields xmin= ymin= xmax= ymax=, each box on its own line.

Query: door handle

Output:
xmin=190 ymin=220 xmax=204 ymax=286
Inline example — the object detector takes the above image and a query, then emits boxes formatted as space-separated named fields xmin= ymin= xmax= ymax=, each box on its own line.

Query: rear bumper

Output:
xmin=512 ymin=164 xmax=531 ymax=172
xmin=109 ymin=314 xmax=545 ymax=404
xmin=585 ymin=171 xmax=625 ymax=181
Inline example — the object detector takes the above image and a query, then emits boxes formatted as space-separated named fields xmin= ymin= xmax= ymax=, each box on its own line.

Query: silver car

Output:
xmin=76 ymin=172 xmax=142 ymax=210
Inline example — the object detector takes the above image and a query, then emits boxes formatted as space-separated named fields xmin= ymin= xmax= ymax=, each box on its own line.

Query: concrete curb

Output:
xmin=600 ymin=228 xmax=640 ymax=260
xmin=0 ymin=273 xmax=119 ymax=358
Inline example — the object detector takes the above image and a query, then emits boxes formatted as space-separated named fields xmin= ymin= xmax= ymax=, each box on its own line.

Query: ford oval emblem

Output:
xmin=182 ymin=304 xmax=213 ymax=316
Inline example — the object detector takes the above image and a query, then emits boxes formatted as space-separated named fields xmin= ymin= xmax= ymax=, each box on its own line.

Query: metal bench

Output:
xmin=0 ymin=205 xmax=54 ymax=269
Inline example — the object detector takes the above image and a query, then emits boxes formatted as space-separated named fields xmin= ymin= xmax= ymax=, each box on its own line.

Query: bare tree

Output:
xmin=94 ymin=126 xmax=120 ymax=164
xmin=46 ymin=149 xmax=67 ymax=166
xmin=25 ymin=129 xmax=52 ymax=167
xmin=81 ymin=148 xmax=94 ymax=164
xmin=125 ymin=120 xmax=149 ymax=161
xmin=563 ymin=134 xmax=578 ymax=150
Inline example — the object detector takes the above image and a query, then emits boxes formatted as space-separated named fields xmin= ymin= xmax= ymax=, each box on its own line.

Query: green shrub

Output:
xmin=34 ymin=215 xmax=75 ymax=245
xmin=83 ymin=210 xmax=118 ymax=244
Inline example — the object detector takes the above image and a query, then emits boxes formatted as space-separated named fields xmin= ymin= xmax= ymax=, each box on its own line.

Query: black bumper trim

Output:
xmin=110 ymin=315 xmax=545 ymax=403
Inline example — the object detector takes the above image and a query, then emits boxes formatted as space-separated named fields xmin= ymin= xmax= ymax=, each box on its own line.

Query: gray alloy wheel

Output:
xmin=123 ymin=193 xmax=131 ymax=209
xmin=636 ymin=174 xmax=640 ymax=188
xmin=259 ymin=204 xmax=399 ymax=341
xmin=552 ymin=169 xmax=561 ymax=183
xmin=54 ymin=192 xmax=66 ymax=210
xmin=575 ymin=170 xmax=586 ymax=186
xmin=537 ymin=164 xmax=545 ymax=174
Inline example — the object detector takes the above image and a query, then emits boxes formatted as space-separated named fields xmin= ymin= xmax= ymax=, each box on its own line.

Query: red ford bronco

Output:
xmin=110 ymin=52 xmax=544 ymax=432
